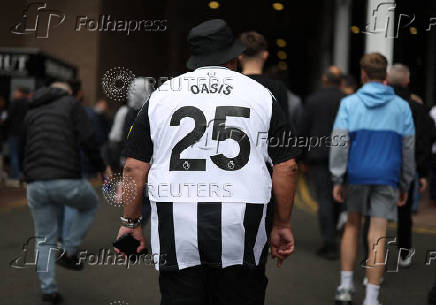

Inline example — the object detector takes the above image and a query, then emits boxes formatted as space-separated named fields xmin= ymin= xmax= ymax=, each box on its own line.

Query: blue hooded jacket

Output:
xmin=329 ymin=82 xmax=415 ymax=191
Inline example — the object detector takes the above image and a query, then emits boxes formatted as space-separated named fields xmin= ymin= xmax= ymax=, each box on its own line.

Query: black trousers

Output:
xmin=397 ymin=181 xmax=415 ymax=255
xmin=159 ymin=265 xmax=268 ymax=305
xmin=310 ymin=163 xmax=337 ymax=247
xmin=430 ymin=264 xmax=436 ymax=305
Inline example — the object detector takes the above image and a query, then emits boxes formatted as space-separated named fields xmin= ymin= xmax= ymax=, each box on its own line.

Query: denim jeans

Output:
xmin=8 ymin=136 xmax=20 ymax=179
xmin=27 ymin=179 xmax=98 ymax=294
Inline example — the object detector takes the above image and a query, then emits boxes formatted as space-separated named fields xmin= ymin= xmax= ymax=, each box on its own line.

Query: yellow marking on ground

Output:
xmin=0 ymin=197 xmax=27 ymax=213
xmin=297 ymin=173 xmax=318 ymax=213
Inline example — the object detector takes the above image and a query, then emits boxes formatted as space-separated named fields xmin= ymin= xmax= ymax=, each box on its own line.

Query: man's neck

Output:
xmin=242 ymin=60 xmax=264 ymax=75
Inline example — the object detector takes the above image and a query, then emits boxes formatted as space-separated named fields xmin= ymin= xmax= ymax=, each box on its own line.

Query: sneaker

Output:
xmin=56 ymin=254 xmax=84 ymax=271
xmin=363 ymin=277 xmax=384 ymax=286
xmin=317 ymin=245 xmax=339 ymax=260
xmin=335 ymin=287 xmax=353 ymax=304
xmin=40 ymin=292 xmax=63 ymax=305
xmin=363 ymin=301 xmax=382 ymax=305
xmin=336 ymin=211 xmax=348 ymax=231
xmin=399 ymin=249 xmax=415 ymax=268
xmin=429 ymin=286 xmax=436 ymax=305
xmin=316 ymin=246 xmax=329 ymax=256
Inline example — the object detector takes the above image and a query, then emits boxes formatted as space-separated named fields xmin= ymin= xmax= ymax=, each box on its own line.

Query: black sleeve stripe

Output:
xmin=124 ymin=101 xmax=153 ymax=163
xmin=268 ymin=97 xmax=301 ymax=165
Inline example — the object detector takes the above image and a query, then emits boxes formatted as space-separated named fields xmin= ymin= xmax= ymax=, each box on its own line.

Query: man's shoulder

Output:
xmin=339 ymin=93 xmax=360 ymax=106
xmin=391 ymin=95 xmax=411 ymax=109
xmin=307 ymin=87 xmax=346 ymax=105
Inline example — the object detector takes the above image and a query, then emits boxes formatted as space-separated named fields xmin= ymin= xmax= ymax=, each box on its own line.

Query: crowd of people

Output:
xmin=0 ymin=18 xmax=435 ymax=305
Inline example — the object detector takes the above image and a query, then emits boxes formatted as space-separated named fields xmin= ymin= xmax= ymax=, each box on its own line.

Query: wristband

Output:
xmin=120 ymin=216 xmax=142 ymax=228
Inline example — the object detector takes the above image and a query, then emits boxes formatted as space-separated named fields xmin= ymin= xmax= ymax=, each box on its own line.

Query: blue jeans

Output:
xmin=8 ymin=136 xmax=20 ymax=179
xmin=27 ymin=179 xmax=98 ymax=294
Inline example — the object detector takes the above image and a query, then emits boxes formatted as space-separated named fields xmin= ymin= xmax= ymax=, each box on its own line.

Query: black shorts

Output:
xmin=159 ymin=265 xmax=268 ymax=305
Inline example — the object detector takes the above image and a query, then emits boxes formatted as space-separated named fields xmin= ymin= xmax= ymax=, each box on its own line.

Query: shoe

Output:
xmin=317 ymin=245 xmax=339 ymax=260
xmin=363 ymin=301 xmax=382 ymax=305
xmin=399 ymin=250 xmax=414 ymax=268
xmin=335 ymin=287 xmax=353 ymax=304
xmin=362 ymin=277 xmax=384 ymax=286
xmin=40 ymin=292 xmax=63 ymax=305
xmin=316 ymin=246 xmax=329 ymax=256
xmin=56 ymin=253 xmax=84 ymax=271
xmin=429 ymin=286 xmax=436 ymax=305
xmin=336 ymin=211 xmax=348 ymax=231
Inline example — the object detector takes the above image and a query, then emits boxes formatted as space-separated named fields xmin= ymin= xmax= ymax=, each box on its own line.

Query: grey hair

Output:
xmin=388 ymin=64 xmax=410 ymax=86
xmin=50 ymin=82 xmax=72 ymax=94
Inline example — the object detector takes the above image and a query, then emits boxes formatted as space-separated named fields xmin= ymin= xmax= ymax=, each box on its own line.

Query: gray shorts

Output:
xmin=346 ymin=185 xmax=399 ymax=221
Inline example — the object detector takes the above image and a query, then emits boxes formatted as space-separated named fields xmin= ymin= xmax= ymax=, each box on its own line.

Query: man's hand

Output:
xmin=270 ymin=223 xmax=295 ymax=268
xmin=114 ymin=226 xmax=146 ymax=256
xmin=397 ymin=192 xmax=408 ymax=207
xmin=419 ymin=178 xmax=428 ymax=193
xmin=333 ymin=184 xmax=345 ymax=203
xmin=104 ymin=166 xmax=112 ymax=179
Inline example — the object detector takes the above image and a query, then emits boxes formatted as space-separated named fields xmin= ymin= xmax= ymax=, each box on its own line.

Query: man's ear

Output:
xmin=361 ymin=70 xmax=368 ymax=84
xmin=263 ymin=50 xmax=269 ymax=61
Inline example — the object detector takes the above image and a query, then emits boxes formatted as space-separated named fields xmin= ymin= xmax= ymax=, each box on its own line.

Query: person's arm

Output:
xmin=4 ymin=100 xmax=17 ymax=134
xmin=115 ymin=158 xmax=150 ymax=254
xmin=268 ymin=98 xmax=300 ymax=267
xmin=272 ymin=159 xmax=298 ymax=225
xmin=114 ymin=102 xmax=153 ymax=254
xmin=329 ymin=99 xmax=349 ymax=202
xmin=271 ymin=158 xmax=298 ymax=267
xmin=399 ymin=105 xmax=416 ymax=206
xmin=108 ymin=106 xmax=128 ymax=142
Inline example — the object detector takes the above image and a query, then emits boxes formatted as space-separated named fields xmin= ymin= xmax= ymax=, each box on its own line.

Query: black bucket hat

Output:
xmin=187 ymin=19 xmax=246 ymax=70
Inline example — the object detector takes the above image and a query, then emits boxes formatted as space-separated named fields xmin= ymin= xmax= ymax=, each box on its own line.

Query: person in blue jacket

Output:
xmin=329 ymin=53 xmax=415 ymax=305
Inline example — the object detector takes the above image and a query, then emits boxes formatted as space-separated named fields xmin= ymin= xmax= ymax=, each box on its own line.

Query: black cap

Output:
xmin=187 ymin=19 xmax=246 ymax=70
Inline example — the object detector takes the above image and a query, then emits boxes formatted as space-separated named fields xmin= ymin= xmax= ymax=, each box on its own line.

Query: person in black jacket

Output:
xmin=387 ymin=64 xmax=433 ymax=267
xmin=23 ymin=82 xmax=106 ymax=305
xmin=5 ymin=87 xmax=30 ymax=181
xmin=238 ymin=31 xmax=289 ymax=117
xmin=301 ymin=66 xmax=345 ymax=260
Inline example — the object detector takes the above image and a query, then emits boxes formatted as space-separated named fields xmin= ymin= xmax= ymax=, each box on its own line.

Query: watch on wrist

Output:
xmin=120 ymin=216 xmax=143 ymax=228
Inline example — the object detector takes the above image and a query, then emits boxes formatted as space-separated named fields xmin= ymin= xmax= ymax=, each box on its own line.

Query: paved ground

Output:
xmin=1 ymin=180 xmax=435 ymax=305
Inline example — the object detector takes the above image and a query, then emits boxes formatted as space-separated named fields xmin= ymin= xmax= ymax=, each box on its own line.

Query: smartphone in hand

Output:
xmin=113 ymin=233 xmax=148 ymax=261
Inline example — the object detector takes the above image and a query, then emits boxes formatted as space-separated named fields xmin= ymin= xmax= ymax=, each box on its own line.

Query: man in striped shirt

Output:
xmin=114 ymin=19 xmax=300 ymax=305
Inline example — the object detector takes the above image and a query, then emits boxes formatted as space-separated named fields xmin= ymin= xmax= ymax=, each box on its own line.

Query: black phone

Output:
xmin=113 ymin=233 xmax=148 ymax=261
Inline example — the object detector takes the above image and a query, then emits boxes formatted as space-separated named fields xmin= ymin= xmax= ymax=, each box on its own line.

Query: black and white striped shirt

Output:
xmin=125 ymin=67 xmax=299 ymax=271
